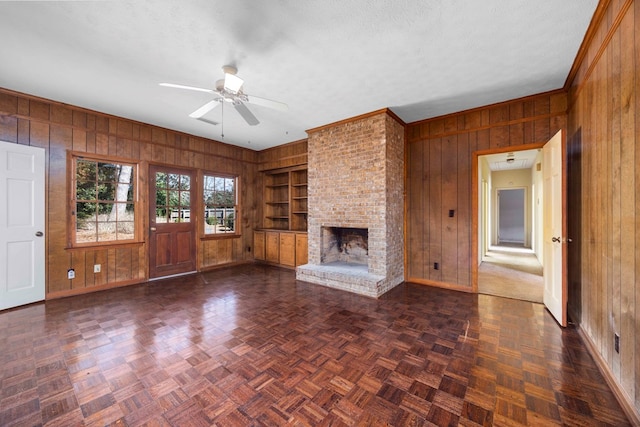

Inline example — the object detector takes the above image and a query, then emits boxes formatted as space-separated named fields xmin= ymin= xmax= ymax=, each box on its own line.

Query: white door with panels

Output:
xmin=542 ymin=130 xmax=567 ymax=327
xmin=0 ymin=140 xmax=46 ymax=311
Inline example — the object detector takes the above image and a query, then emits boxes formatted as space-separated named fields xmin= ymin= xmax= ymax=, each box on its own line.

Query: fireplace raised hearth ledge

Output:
xmin=296 ymin=262 xmax=397 ymax=298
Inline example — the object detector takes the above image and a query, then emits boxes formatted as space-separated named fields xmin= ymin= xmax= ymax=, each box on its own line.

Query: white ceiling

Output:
xmin=0 ymin=1 xmax=598 ymax=151
xmin=483 ymin=149 xmax=540 ymax=171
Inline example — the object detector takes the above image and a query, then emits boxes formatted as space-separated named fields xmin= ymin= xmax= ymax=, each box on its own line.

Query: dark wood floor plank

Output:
xmin=0 ymin=264 xmax=632 ymax=426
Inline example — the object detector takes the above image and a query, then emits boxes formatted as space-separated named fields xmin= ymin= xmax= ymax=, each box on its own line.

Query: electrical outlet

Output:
xmin=94 ymin=264 xmax=101 ymax=273
xmin=614 ymin=333 xmax=620 ymax=353
xmin=67 ymin=269 xmax=75 ymax=280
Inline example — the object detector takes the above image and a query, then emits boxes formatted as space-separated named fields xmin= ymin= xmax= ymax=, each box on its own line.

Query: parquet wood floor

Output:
xmin=0 ymin=265 xmax=631 ymax=426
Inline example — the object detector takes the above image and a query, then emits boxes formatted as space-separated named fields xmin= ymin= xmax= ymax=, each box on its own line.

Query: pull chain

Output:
xmin=221 ymin=100 xmax=224 ymax=139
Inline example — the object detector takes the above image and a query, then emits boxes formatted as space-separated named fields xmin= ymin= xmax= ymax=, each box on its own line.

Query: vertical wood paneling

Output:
xmin=441 ymin=136 xmax=457 ymax=284
xmin=457 ymin=133 xmax=471 ymax=286
xmin=407 ymin=140 xmax=424 ymax=279
xmin=406 ymin=91 xmax=566 ymax=290
xmin=428 ymin=138 xmax=442 ymax=282
xmin=566 ymin=0 xmax=638 ymax=417
xmin=48 ymin=125 xmax=72 ymax=293
xmin=0 ymin=88 xmax=259 ymax=299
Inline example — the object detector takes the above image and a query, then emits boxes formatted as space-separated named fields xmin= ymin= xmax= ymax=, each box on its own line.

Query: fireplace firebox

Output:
xmin=321 ymin=227 xmax=368 ymax=266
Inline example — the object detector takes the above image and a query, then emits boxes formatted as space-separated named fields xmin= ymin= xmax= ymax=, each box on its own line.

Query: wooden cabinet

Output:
xmin=253 ymin=231 xmax=265 ymax=260
xmin=263 ymin=167 xmax=307 ymax=232
xmin=279 ymin=233 xmax=296 ymax=266
xmin=254 ymin=230 xmax=307 ymax=268
xmin=265 ymin=231 xmax=280 ymax=263
xmin=295 ymin=233 xmax=308 ymax=265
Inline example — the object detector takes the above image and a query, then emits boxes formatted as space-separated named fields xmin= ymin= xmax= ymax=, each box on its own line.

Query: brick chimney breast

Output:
xmin=296 ymin=111 xmax=405 ymax=297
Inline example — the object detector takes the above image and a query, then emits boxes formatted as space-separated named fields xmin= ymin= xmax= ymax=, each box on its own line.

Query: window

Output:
xmin=74 ymin=157 xmax=136 ymax=244
xmin=154 ymin=171 xmax=192 ymax=224
xmin=203 ymin=175 xmax=237 ymax=234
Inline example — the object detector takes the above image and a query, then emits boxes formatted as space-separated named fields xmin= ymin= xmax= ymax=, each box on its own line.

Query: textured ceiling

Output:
xmin=0 ymin=1 xmax=598 ymax=150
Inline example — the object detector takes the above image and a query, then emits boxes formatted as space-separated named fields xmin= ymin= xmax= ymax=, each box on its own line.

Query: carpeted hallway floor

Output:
xmin=478 ymin=245 xmax=543 ymax=303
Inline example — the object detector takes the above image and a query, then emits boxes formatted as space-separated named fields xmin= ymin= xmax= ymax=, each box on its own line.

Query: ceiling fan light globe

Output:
xmin=224 ymin=73 xmax=244 ymax=94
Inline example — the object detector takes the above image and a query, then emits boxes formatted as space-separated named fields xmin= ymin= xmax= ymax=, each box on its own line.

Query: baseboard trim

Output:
xmin=576 ymin=325 xmax=640 ymax=425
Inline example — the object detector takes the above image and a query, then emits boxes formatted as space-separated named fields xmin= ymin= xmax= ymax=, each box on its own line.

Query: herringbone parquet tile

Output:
xmin=0 ymin=265 xmax=632 ymax=426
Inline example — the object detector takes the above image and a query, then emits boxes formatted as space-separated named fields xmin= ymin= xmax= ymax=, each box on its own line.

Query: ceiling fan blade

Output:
xmin=224 ymin=73 xmax=244 ymax=94
xmin=159 ymin=83 xmax=215 ymax=94
xmin=188 ymin=100 xmax=220 ymax=118
xmin=196 ymin=117 xmax=219 ymax=126
xmin=245 ymin=94 xmax=288 ymax=111
xmin=233 ymin=102 xmax=259 ymax=126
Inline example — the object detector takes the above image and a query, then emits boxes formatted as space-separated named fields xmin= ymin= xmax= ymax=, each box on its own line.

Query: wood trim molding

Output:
xmin=306 ymin=108 xmax=405 ymax=135
xmin=46 ymin=277 xmax=147 ymax=299
xmin=564 ymin=0 xmax=611 ymax=89
xmin=470 ymin=141 xmax=546 ymax=294
xmin=407 ymin=89 xmax=566 ymax=130
xmin=576 ymin=326 xmax=640 ymax=426
xmin=565 ymin=0 xmax=633 ymax=100
xmin=406 ymin=277 xmax=474 ymax=294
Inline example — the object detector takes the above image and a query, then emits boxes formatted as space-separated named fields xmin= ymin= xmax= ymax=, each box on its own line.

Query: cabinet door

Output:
xmin=265 ymin=231 xmax=280 ymax=263
xmin=279 ymin=233 xmax=296 ymax=267
xmin=253 ymin=231 xmax=265 ymax=260
xmin=295 ymin=234 xmax=308 ymax=266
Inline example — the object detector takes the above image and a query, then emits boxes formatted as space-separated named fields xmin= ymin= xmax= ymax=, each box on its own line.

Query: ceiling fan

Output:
xmin=160 ymin=65 xmax=288 ymax=126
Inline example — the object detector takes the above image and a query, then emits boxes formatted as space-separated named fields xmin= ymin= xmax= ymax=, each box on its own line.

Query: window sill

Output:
xmin=65 ymin=241 xmax=144 ymax=251
xmin=200 ymin=234 xmax=241 ymax=241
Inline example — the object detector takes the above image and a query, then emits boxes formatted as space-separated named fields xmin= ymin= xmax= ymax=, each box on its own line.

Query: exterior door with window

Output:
xmin=149 ymin=165 xmax=196 ymax=278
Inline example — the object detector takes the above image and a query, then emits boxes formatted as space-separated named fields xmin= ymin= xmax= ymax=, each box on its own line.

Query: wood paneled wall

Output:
xmin=0 ymin=88 xmax=259 ymax=298
xmin=405 ymin=92 xmax=566 ymax=290
xmin=566 ymin=0 xmax=639 ymax=417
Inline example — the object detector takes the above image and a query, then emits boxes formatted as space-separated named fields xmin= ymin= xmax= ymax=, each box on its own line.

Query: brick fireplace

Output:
xmin=296 ymin=109 xmax=405 ymax=297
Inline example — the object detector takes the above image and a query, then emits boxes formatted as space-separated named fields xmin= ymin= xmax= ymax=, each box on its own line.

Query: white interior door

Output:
xmin=542 ymin=130 xmax=567 ymax=326
xmin=0 ymin=140 xmax=46 ymax=311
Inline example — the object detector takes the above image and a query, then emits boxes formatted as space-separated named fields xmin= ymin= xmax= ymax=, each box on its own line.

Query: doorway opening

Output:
xmin=476 ymin=146 xmax=544 ymax=303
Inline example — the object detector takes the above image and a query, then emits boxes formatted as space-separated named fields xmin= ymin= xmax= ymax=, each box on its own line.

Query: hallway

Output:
xmin=478 ymin=245 xmax=543 ymax=303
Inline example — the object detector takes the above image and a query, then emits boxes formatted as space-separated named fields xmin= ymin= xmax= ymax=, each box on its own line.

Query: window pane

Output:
xmin=180 ymin=175 xmax=190 ymax=190
xmin=98 ymin=163 xmax=118 ymax=182
xmin=77 ymin=160 xmax=96 ymax=182
xmin=167 ymin=190 xmax=179 ymax=207
xmin=156 ymin=188 xmax=167 ymax=207
xmin=97 ymin=221 xmax=117 ymax=241
xmin=76 ymin=181 xmax=96 ymax=201
xmin=168 ymin=174 xmax=180 ymax=190
xmin=156 ymin=172 xmax=167 ymax=189
xmin=117 ymin=221 xmax=134 ymax=239
xmin=180 ymin=191 xmax=190 ymax=207
xmin=118 ymin=165 xmax=134 ymax=183
xmin=100 ymin=181 xmax=115 ymax=201
xmin=204 ymin=176 xmax=214 ymax=190
xmin=180 ymin=208 xmax=190 ymax=222
xmin=156 ymin=208 xmax=168 ymax=223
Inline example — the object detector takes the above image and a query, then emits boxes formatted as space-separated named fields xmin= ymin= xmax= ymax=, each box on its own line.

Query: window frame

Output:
xmin=201 ymin=171 xmax=240 ymax=238
xmin=69 ymin=153 xmax=140 ymax=248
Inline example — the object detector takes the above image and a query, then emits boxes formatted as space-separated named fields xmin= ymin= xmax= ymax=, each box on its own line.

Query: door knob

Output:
xmin=551 ymin=236 xmax=561 ymax=243
xmin=150 ymin=227 xmax=157 ymax=231
xmin=35 ymin=231 xmax=43 ymax=237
